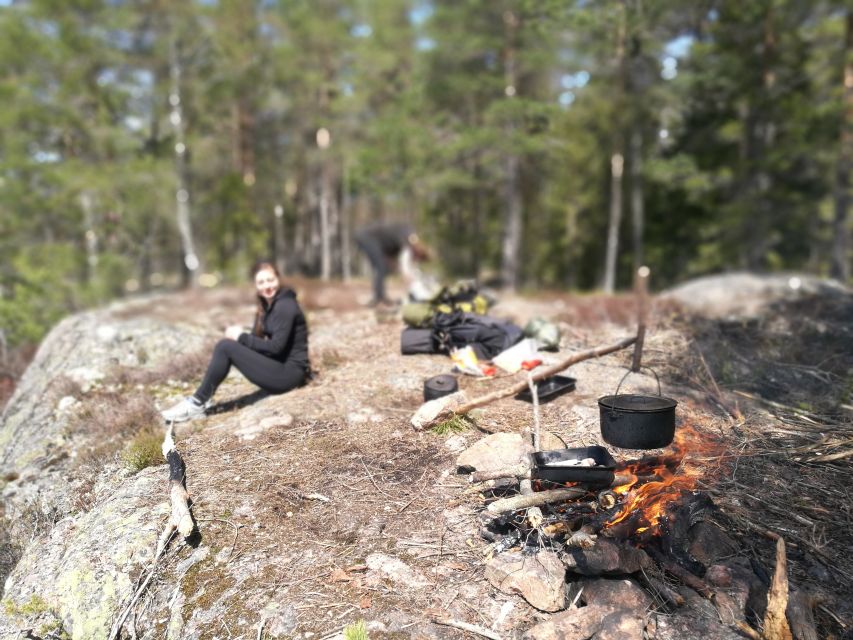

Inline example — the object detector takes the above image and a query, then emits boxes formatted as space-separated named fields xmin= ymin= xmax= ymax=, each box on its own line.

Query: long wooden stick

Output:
xmin=419 ymin=335 xmax=637 ymax=429
xmin=631 ymin=266 xmax=650 ymax=372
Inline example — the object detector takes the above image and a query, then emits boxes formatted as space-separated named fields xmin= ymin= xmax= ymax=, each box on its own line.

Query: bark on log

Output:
xmin=487 ymin=487 xmax=586 ymax=514
xmin=417 ymin=335 xmax=637 ymax=429
xmin=155 ymin=432 xmax=195 ymax=558
xmin=470 ymin=464 xmax=531 ymax=483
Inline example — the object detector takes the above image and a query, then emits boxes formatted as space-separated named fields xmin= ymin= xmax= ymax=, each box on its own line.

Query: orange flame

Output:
xmin=604 ymin=423 xmax=725 ymax=537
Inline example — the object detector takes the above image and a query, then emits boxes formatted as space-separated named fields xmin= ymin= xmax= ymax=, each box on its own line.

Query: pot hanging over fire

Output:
xmin=598 ymin=369 xmax=677 ymax=450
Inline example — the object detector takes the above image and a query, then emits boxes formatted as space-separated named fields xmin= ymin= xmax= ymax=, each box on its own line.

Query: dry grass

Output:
xmin=68 ymin=389 xmax=162 ymax=466
xmin=108 ymin=343 xmax=216 ymax=388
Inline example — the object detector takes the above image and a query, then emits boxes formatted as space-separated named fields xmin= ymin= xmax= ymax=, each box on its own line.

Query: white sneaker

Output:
xmin=161 ymin=396 xmax=206 ymax=422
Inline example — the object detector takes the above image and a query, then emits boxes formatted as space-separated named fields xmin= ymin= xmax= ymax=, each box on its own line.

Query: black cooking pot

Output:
xmin=424 ymin=374 xmax=459 ymax=401
xmin=598 ymin=370 xmax=677 ymax=449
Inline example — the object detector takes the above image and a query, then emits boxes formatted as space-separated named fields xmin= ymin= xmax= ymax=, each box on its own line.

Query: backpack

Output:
xmin=431 ymin=310 xmax=523 ymax=360
xmin=401 ymin=279 xmax=492 ymax=328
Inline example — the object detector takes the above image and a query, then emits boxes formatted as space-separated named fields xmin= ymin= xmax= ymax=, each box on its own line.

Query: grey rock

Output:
xmin=593 ymin=609 xmax=646 ymax=640
xmin=578 ymin=577 xmax=652 ymax=612
xmin=456 ymin=432 xmax=533 ymax=474
xmin=0 ymin=467 xmax=166 ymax=640
xmin=523 ymin=603 xmax=616 ymax=640
xmin=365 ymin=553 xmax=430 ymax=589
xmin=485 ymin=550 xmax=566 ymax=612
xmin=562 ymin=539 xmax=652 ymax=576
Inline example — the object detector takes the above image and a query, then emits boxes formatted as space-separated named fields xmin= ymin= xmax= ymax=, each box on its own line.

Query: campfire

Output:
xmin=603 ymin=424 xmax=723 ymax=538
xmin=467 ymin=424 xmax=815 ymax=639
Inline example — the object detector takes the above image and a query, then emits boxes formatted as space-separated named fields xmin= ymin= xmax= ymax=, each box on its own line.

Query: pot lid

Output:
xmin=598 ymin=394 xmax=677 ymax=413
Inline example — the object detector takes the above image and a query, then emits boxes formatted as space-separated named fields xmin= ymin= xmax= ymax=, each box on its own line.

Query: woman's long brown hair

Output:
xmin=251 ymin=261 xmax=282 ymax=337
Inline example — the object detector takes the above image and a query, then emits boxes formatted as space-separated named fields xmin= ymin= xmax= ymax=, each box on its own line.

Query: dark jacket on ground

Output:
xmin=238 ymin=288 xmax=309 ymax=369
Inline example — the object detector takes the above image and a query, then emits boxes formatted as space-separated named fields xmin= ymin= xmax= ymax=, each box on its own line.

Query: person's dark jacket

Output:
xmin=238 ymin=288 xmax=309 ymax=368
xmin=356 ymin=222 xmax=413 ymax=258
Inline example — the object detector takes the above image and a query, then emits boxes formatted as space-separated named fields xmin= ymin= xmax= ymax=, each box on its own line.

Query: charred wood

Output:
xmin=646 ymin=546 xmax=714 ymax=600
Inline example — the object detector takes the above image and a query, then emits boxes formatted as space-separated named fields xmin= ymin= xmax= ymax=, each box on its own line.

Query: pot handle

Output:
xmin=614 ymin=366 xmax=662 ymax=397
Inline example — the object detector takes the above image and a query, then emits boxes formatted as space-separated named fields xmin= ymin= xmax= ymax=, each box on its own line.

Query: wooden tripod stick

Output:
xmin=631 ymin=265 xmax=650 ymax=372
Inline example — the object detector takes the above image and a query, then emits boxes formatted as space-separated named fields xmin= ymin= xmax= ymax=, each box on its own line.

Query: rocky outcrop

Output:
xmin=0 ymin=309 xmax=207 ymax=513
xmin=0 ymin=467 xmax=165 ymax=640
xmin=662 ymin=272 xmax=849 ymax=319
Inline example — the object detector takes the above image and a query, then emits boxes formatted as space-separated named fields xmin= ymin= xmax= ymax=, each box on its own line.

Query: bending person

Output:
xmin=355 ymin=222 xmax=430 ymax=307
xmin=161 ymin=261 xmax=309 ymax=422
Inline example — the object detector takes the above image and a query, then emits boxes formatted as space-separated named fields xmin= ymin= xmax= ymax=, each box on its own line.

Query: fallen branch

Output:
xmin=156 ymin=432 xmax=194 ymax=558
xmin=763 ymin=537 xmax=793 ymax=640
xmin=787 ymin=589 xmax=818 ymax=640
xmin=432 ymin=617 xmax=502 ymax=640
xmin=415 ymin=335 xmax=637 ymax=429
xmin=110 ymin=425 xmax=195 ymax=639
xmin=470 ymin=463 xmax=530 ymax=484
xmin=487 ymin=487 xmax=586 ymax=514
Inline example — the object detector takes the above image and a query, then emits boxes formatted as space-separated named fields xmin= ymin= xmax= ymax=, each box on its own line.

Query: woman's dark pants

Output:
xmin=194 ymin=339 xmax=306 ymax=403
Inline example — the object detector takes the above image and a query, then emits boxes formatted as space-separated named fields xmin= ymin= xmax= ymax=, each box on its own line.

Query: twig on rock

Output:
xmin=432 ymin=617 xmax=502 ymax=640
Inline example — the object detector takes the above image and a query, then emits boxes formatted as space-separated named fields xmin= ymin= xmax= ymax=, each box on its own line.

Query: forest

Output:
xmin=0 ymin=0 xmax=850 ymax=351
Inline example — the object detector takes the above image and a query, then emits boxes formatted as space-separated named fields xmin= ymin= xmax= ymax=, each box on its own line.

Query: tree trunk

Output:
xmin=630 ymin=128 xmax=644 ymax=271
xmin=832 ymin=10 xmax=852 ymax=282
xmin=501 ymin=10 xmax=522 ymax=291
xmin=169 ymin=38 xmax=200 ymax=288
xmin=319 ymin=161 xmax=332 ymax=281
xmin=79 ymin=191 xmax=98 ymax=285
xmin=603 ymin=2 xmax=627 ymax=294
xmin=603 ymin=151 xmax=625 ymax=293
xmin=273 ymin=203 xmax=286 ymax=275
xmin=341 ymin=162 xmax=352 ymax=281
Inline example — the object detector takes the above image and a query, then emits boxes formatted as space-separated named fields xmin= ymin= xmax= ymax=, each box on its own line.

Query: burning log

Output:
xmin=414 ymin=335 xmax=637 ymax=429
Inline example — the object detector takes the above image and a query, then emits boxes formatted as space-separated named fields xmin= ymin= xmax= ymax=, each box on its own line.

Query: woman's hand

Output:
xmin=225 ymin=325 xmax=244 ymax=341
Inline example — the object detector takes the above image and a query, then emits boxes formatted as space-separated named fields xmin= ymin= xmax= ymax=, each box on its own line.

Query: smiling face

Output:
xmin=254 ymin=267 xmax=280 ymax=303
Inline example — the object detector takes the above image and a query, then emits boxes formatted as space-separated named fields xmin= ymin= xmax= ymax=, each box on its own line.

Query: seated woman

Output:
xmin=161 ymin=261 xmax=309 ymax=422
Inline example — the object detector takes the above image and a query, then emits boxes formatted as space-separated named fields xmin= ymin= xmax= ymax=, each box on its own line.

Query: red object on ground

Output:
xmin=479 ymin=364 xmax=497 ymax=377
xmin=521 ymin=359 xmax=543 ymax=371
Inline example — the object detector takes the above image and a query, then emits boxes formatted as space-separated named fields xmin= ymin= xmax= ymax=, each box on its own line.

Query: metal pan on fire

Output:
xmin=532 ymin=446 xmax=617 ymax=487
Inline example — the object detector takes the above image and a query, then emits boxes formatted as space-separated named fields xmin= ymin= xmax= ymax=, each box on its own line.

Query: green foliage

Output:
xmin=0 ymin=0 xmax=849 ymax=346
xmin=431 ymin=414 xmax=474 ymax=435
xmin=120 ymin=429 xmax=164 ymax=473
xmin=3 ymin=594 xmax=49 ymax=617
xmin=343 ymin=619 xmax=369 ymax=640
